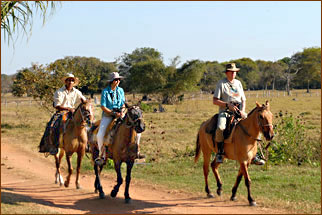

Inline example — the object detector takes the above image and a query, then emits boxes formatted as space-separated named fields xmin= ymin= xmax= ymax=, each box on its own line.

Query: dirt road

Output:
xmin=1 ymin=139 xmax=286 ymax=214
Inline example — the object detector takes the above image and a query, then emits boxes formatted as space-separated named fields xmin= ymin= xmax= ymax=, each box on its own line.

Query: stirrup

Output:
xmin=216 ymin=153 xmax=223 ymax=163
xmin=136 ymin=153 xmax=145 ymax=159
xmin=95 ymin=157 xmax=105 ymax=166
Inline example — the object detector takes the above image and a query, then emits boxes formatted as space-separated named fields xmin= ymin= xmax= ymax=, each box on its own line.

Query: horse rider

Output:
xmin=95 ymin=72 xmax=145 ymax=166
xmin=213 ymin=63 xmax=265 ymax=165
xmin=40 ymin=73 xmax=86 ymax=155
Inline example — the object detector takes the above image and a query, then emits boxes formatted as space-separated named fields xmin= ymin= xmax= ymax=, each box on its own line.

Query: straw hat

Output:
xmin=225 ymin=63 xmax=240 ymax=72
xmin=61 ymin=73 xmax=79 ymax=86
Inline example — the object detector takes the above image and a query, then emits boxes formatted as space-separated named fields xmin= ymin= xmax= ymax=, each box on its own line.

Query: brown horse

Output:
xmin=89 ymin=103 xmax=145 ymax=203
xmin=52 ymin=99 xmax=93 ymax=189
xmin=195 ymin=101 xmax=274 ymax=206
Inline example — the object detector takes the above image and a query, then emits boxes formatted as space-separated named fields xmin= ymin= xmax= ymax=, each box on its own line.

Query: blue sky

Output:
xmin=1 ymin=1 xmax=321 ymax=75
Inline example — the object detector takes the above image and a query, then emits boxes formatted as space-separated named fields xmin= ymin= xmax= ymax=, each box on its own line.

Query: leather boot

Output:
xmin=216 ymin=142 xmax=225 ymax=163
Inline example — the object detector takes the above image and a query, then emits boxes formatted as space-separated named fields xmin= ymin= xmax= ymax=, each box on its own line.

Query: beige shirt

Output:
xmin=53 ymin=86 xmax=86 ymax=108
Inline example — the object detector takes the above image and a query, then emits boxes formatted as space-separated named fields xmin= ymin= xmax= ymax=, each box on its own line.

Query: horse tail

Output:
xmin=194 ymin=133 xmax=201 ymax=163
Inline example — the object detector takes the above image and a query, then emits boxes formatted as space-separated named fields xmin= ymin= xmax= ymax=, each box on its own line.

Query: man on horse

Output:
xmin=95 ymin=72 xmax=145 ymax=166
xmin=213 ymin=63 xmax=265 ymax=165
xmin=39 ymin=73 xmax=86 ymax=155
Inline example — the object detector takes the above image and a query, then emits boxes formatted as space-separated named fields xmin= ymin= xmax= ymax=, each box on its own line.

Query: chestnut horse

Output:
xmin=89 ymin=104 xmax=145 ymax=203
xmin=51 ymin=99 xmax=93 ymax=189
xmin=195 ymin=101 xmax=274 ymax=206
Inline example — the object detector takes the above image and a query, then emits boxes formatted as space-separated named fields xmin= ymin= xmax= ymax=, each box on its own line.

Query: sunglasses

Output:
xmin=65 ymin=78 xmax=75 ymax=82
xmin=114 ymin=78 xmax=121 ymax=82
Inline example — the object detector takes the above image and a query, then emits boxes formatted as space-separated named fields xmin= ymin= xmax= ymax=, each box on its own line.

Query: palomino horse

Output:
xmin=195 ymin=101 xmax=274 ymax=206
xmin=89 ymin=103 xmax=145 ymax=203
xmin=50 ymin=99 xmax=93 ymax=189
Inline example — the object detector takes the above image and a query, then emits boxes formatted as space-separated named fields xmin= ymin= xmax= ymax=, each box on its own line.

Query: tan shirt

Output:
xmin=53 ymin=86 xmax=86 ymax=108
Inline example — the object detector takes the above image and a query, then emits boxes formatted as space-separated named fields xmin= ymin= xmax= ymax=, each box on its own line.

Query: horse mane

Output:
xmin=247 ymin=103 xmax=267 ymax=117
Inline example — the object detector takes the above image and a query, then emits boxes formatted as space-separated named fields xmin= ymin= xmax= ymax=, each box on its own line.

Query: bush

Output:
xmin=140 ymin=102 xmax=154 ymax=113
xmin=269 ymin=111 xmax=321 ymax=166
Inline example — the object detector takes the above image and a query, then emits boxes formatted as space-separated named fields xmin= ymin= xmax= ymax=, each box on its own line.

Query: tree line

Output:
xmin=4 ymin=46 xmax=320 ymax=110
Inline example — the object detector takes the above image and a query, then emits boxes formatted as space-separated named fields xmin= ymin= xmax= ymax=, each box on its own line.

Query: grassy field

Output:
xmin=1 ymin=89 xmax=321 ymax=214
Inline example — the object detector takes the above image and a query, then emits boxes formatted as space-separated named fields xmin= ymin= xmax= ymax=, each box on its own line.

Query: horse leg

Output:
xmin=111 ymin=161 xmax=122 ymax=198
xmin=202 ymin=151 xmax=214 ymax=198
xmin=230 ymin=168 xmax=243 ymax=201
xmin=54 ymin=149 xmax=65 ymax=186
xmin=124 ymin=160 xmax=134 ymax=203
xmin=64 ymin=154 xmax=73 ymax=188
xmin=241 ymin=162 xmax=256 ymax=206
xmin=94 ymin=163 xmax=105 ymax=199
xmin=210 ymin=159 xmax=223 ymax=196
xmin=75 ymin=150 xmax=84 ymax=189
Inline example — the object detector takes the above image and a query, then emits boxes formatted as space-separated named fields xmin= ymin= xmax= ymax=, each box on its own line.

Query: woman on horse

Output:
xmin=95 ymin=72 xmax=145 ymax=166
xmin=213 ymin=63 xmax=265 ymax=165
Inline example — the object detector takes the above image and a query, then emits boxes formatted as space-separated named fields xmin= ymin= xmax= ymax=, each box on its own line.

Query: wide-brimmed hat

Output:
xmin=108 ymin=72 xmax=124 ymax=81
xmin=61 ymin=73 xmax=79 ymax=86
xmin=225 ymin=63 xmax=240 ymax=72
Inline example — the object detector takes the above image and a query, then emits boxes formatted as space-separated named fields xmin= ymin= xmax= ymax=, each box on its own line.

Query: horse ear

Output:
xmin=255 ymin=101 xmax=261 ymax=107
xmin=265 ymin=100 xmax=270 ymax=109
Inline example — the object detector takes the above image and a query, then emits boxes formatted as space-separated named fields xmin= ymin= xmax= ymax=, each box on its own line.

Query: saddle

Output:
xmin=39 ymin=111 xmax=71 ymax=153
xmin=205 ymin=111 xmax=241 ymax=140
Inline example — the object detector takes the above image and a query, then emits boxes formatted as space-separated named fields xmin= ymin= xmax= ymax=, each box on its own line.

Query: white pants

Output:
xmin=97 ymin=116 xmax=142 ymax=158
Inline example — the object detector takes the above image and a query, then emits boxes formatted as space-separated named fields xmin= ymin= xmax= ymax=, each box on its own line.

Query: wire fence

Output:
xmin=1 ymin=90 xmax=320 ymax=107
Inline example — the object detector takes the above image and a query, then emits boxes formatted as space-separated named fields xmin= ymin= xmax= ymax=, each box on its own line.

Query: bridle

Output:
xmin=74 ymin=102 xmax=92 ymax=126
xmin=126 ymin=106 xmax=143 ymax=128
xmin=238 ymin=106 xmax=272 ymax=142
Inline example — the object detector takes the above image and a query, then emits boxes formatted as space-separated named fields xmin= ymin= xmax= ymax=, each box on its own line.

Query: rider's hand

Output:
xmin=227 ymin=103 xmax=237 ymax=112
xmin=240 ymin=111 xmax=248 ymax=119
xmin=115 ymin=112 xmax=122 ymax=118
xmin=68 ymin=108 xmax=75 ymax=113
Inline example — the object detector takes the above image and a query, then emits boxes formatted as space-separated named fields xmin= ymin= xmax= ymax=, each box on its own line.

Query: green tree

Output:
xmin=162 ymin=60 xmax=206 ymax=104
xmin=199 ymin=61 xmax=225 ymax=92
xmin=128 ymin=59 xmax=166 ymax=95
xmin=117 ymin=47 xmax=163 ymax=92
xmin=293 ymin=47 xmax=321 ymax=92
xmin=233 ymin=58 xmax=259 ymax=90
xmin=1 ymin=1 xmax=60 ymax=45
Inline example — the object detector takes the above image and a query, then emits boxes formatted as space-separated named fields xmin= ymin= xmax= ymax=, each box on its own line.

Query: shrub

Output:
xmin=269 ymin=111 xmax=320 ymax=166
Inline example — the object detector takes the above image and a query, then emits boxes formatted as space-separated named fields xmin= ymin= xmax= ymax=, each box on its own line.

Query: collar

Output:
xmin=63 ymin=85 xmax=75 ymax=93
xmin=107 ymin=85 xmax=118 ymax=93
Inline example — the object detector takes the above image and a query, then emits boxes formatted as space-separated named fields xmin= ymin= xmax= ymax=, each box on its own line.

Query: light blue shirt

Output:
xmin=101 ymin=85 xmax=125 ymax=117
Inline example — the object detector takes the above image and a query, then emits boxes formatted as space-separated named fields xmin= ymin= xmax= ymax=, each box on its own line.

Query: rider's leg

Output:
xmin=96 ymin=116 xmax=113 ymax=162
xmin=215 ymin=112 xmax=227 ymax=163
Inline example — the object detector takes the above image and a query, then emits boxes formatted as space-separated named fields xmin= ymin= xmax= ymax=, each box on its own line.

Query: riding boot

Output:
xmin=216 ymin=142 xmax=225 ymax=163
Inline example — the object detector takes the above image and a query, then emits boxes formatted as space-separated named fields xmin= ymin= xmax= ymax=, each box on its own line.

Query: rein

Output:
xmin=238 ymin=107 xmax=273 ymax=161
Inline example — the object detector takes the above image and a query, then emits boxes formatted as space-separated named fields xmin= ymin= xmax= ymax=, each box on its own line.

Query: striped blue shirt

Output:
xmin=101 ymin=85 xmax=125 ymax=117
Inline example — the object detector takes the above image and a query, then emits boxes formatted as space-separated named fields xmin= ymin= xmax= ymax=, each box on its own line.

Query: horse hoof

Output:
xmin=95 ymin=189 xmax=98 ymax=194
xmin=230 ymin=196 xmax=237 ymax=201
xmin=76 ymin=185 xmax=82 ymax=189
xmin=207 ymin=193 xmax=214 ymax=198
xmin=64 ymin=182 xmax=69 ymax=188
xmin=125 ymin=197 xmax=131 ymax=204
xmin=111 ymin=190 xmax=117 ymax=198
xmin=250 ymin=201 xmax=257 ymax=206
xmin=217 ymin=189 xmax=222 ymax=196
xmin=99 ymin=192 xmax=105 ymax=199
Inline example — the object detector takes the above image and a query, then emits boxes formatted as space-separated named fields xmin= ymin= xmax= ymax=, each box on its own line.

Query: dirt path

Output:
xmin=1 ymin=139 xmax=286 ymax=214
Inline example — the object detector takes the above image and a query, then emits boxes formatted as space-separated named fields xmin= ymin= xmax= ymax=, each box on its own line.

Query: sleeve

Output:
xmin=119 ymin=88 xmax=125 ymax=107
xmin=101 ymin=89 xmax=107 ymax=107
xmin=53 ymin=90 xmax=63 ymax=107
xmin=77 ymin=90 xmax=86 ymax=102
xmin=213 ymin=81 xmax=222 ymax=99
xmin=239 ymin=82 xmax=246 ymax=101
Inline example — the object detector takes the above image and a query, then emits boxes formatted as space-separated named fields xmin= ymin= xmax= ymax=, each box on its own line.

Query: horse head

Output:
xmin=77 ymin=98 xmax=94 ymax=127
xmin=256 ymin=100 xmax=274 ymax=141
xmin=125 ymin=103 xmax=145 ymax=133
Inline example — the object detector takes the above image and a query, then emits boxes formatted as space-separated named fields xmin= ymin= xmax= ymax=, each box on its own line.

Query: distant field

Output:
xmin=1 ymin=89 xmax=321 ymax=214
